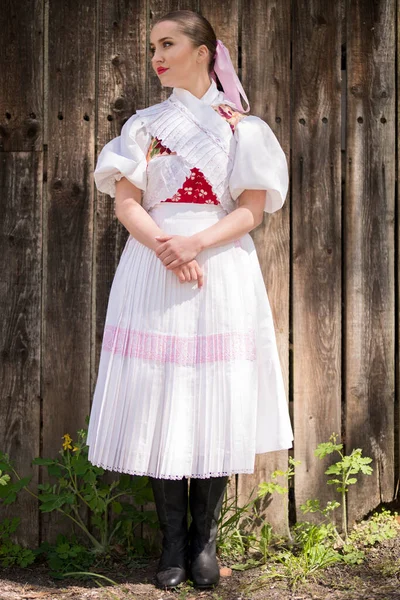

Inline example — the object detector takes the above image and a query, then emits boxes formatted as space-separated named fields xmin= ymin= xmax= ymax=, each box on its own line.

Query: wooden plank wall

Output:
xmin=0 ymin=0 xmax=398 ymax=549
xmin=41 ymin=0 xmax=96 ymax=545
xmin=238 ymin=0 xmax=291 ymax=536
xmin=292 ymin=0 xmax=343 ymax=527
xmin=345 ymin=0 xmax=395 ymax=527
xmin=0 ymin=0 xmax=44 ymax=549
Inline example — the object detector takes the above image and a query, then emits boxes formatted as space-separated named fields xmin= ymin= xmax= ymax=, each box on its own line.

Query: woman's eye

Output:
xmin=149 ymin=42 xmax=172 ymax=54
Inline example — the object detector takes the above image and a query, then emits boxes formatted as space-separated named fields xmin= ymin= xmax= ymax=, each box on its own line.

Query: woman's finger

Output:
xmin=161 ymin=252 xmax=176 ymax=266
xmin=182 ymin=265 xmax=191 ymax=281
xmin=166 ymin=258 xmax=183 ymax=270
xmin=189 ymin=265 xmax=197 ymax=281
xmin=158 ymin=248 xmax=174 ymax=262
xmin=173 ymin=268 xmax=185 ymax=282
xmin=196 ymin=265 xmax=204 ymax=288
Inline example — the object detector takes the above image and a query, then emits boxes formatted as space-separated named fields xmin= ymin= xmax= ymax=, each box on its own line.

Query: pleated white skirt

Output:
xmin=86 ymin=202 xmax=294 ymax=479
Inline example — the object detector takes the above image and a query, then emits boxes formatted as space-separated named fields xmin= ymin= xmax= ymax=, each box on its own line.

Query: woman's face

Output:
xmin=149 ymin=21 xmax=209 ymax=88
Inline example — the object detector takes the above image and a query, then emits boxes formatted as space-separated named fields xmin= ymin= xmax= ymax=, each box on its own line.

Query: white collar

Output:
xmin=171 ymin=78 xmax=236 ymax=109
xmin=166 ymin=78 xmax=237 ymax=146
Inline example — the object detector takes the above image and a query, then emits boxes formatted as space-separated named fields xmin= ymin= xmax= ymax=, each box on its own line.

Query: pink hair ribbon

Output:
xmin=210 ymin=39 xmax=250 ymax=113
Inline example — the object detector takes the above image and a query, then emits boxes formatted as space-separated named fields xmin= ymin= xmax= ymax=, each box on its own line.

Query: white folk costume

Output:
xmin=86 ymin=78 xmax=294 ymax=479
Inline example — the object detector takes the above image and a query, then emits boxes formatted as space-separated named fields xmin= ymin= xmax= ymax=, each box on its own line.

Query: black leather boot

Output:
xmin=188 ymin=476 xmax=228 ymax=588
xmin=149 ymin=477 xmax=189 ymax=589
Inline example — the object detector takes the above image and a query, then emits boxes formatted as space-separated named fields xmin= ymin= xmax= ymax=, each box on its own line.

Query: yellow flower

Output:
xmin=62 ymin=433 xmax=73 ymax=451
xmin=72 ymin=446 xmax=79 ymax=452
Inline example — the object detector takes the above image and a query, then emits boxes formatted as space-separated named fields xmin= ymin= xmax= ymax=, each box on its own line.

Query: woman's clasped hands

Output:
xmin=154 ymin=234 xmax=204 ymax=288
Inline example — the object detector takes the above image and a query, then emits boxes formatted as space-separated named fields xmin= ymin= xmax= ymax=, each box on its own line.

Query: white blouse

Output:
xmin=94 ymin=78 xmax=289 ymax=214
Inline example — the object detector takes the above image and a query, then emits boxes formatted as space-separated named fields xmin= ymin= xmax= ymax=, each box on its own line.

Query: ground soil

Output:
xmin=0 ymin=528 xmax=399 ymax=600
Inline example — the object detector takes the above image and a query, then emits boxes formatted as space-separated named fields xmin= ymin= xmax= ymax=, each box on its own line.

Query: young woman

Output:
xmin=87 ymin=8 xmax=294 ymax=591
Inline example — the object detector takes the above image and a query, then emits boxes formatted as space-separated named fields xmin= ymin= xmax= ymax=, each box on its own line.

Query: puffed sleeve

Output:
xmin=94 ymin=113 xmax=151 ymax=198
xmin=229 ymin=115 xmax=289 ymax=213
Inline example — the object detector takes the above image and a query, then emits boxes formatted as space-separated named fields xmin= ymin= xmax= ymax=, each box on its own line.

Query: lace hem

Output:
xmin=86 ymin=457 xmax=255 ymax=479
xmin=96 ymin=172 xmax=124 ymax=198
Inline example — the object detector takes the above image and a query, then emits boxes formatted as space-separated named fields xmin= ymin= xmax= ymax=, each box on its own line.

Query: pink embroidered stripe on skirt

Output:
xmin=102 ymin=325 xmax=256 ymax=365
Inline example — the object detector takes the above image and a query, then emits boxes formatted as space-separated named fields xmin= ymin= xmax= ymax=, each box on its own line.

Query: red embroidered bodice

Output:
xmin=145 ymin=103 xmax=245 ymax=206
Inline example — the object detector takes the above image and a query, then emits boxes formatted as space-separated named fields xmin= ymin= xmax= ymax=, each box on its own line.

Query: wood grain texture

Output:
xmin=397 ymin=0 xmax=400 ymax=512
xmin=236 ymin=0 xmax=292 ymax=536
xmin=345 ymin=0 xmax=395 ymax=527
xmin=41 ymin=0 xmax=95 ymax=543
xmin=292 ymin=0 xmax=343 ymax=525
xmin=0 ymin=152 xmax=42 ymax=547
xmin=0 ymin=0 xmax=44 ymax=547
xmin=0 ymin=0 xmax=43 ymax=151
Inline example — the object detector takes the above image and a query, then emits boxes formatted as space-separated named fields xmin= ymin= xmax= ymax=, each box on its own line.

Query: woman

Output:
xmin=87 ymin=8 xmax=294 ymax=591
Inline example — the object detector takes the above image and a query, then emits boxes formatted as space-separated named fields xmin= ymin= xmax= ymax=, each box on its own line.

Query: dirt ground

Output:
xmin=0 ymin=529 xmax=399 ymax=600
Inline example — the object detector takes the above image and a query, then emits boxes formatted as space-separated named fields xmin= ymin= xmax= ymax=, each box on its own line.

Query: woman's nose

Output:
xmin=151 ymin=50 xmax=163 ymax=64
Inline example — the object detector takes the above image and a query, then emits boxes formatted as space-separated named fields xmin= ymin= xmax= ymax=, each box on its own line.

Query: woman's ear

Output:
xmin=197 ymin=44 xmax=209 ymax=64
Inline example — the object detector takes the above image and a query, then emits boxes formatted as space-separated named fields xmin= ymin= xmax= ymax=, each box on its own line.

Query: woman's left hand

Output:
xmin=155 ymin=234 xmax=201 ymax=269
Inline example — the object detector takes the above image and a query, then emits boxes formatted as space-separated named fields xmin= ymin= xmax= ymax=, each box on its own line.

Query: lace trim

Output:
xmin=87 ymin=457 xmax=254 ymax=479
xmin=145 ymin=154 xmax=194 ymax=209
xmin=136 ymin=100 xmax=237 ymax=214
xmin=97 ymin=172 xmax=124 ymax=199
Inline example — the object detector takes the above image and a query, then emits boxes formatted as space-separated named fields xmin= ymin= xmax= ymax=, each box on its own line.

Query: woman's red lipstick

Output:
xmin=157 ymin=67 xmax=169 ymax=74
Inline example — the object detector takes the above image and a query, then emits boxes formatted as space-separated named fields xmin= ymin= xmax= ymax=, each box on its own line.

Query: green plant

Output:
xmin=257 ymin=456 xmax=300 ymax=500
xmin=223 ymin=457 xmax=300 ymax=569
xmin=241 ymin=434 xmax=378 ymax=592
xmin=0 ymin=469 xmax=10 ymax=486
xmin=0 ymin=517 xmax=36 ymax=567
xmin=378 ymin=557 xmax=400 ymax=577
xmin=300 ymin=498 xmax=341 ymax=542
xmin=314 ymin=432 xmax=373 ymax=541
xmin=35 ymin=533 xmax=95 ymax=577
xmin=347 ymin=508 xmax=400 ymax=547
xmin=0 ymin=421 xmax=158 ymax=561
xmin=175 ymin=580 xmax=194 ymax=598
xmin=245 ymin=519 xmax=344 ymax=592
xmin=216 ymin=484 xmax=256 ymax=560
xmin=341 ymin=507 xmax=400 ymax=563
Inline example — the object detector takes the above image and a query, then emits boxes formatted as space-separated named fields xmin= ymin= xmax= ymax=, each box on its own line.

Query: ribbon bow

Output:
xmin=210 ymin=39 xmax=250 ymax=113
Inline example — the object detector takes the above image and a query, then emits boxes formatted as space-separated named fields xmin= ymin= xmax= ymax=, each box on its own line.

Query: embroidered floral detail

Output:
xmin=164 ymin=167 xmax=219 ymax=206
xmin=146 ymin=136 xmax=177 ymax=162
xmin=145 ymin=137 xmax=220 ymax=206
xmin=211 ymin=103 xmax=246 ymax=134
xmin=102 ymin=325 xmax=257 ymax=365
xmin=136 ymin=98 xmax=237 ymax=213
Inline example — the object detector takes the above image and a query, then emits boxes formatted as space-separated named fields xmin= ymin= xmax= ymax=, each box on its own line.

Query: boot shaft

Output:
xmin=189 ymin=476 xmax=228 ymax=546
xmin=150 ymin=477 xmax=189 ymax=540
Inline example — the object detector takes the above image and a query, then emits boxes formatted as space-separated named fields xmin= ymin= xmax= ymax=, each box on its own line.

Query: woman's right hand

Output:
xmin=171 ymin=259 xmax=204 ymax=288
